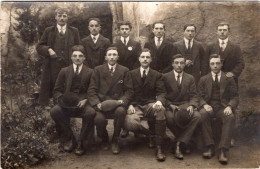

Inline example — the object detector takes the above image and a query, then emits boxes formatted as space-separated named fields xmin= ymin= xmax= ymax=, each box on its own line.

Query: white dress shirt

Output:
xmin=184 ymin=38 xmax=194 ymax=49
xmin=121 ymin=36 xmax=129 ymax=45
xmin=154 ymin=37 xmax=163 ymax=46
xmin=91 ymin=34 xmax=99 ymax=44
xmin=218 ymin=38 xmax=228 ymax=51
xmin=108 ymin=63 xmax=117 ymax=72
xmin=173 ymin=70 xmax=183 ymax=83
xmin=140 ymin=67 xmax=149 ymax=78
xmin=57 ymin=24 xmax=67 ymax=34
xmin=73 ymin=64 xmax=83 ymax=74
xmin=211 ymin=71 xmax=221 ymax=82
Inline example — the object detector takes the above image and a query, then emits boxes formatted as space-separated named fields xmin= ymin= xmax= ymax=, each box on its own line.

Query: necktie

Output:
xmin=60 ymin=28 xmax=64 ymax=36
xmin=142 ymin=70 xmax=146 ymax=82
xmin=188 ymin=39 xmax=191 ymax=51
xmin=75 ymin=65 xmax=79 ymax=75
xmin=177 ymin=74 xmax=181 ymax=87
xmin=110 ymin=67 xmax=114 ymax=76
xmin=124 ymin=38 xmax=127 ymax=46
xmin=221 ymin=41 xmax=225 ymax=51
xmin=156 ymin=37 xmax=161 ymax=48
xmin=93 ymin=36 xmax=96 ymax=44
xmin=215 ymin=74 xmax=218 ymax=83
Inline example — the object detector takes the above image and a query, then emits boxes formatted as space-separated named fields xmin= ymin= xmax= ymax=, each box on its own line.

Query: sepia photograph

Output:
xmin=1 ymin=1 xmax=260 ymax=168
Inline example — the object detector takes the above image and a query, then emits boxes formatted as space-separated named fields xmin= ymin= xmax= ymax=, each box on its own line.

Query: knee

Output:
xmin=114 ymin=106 xmax=126 ymax=117
xmin=165 ymin=110 xmax=174 ymax=123
xmin=94 ymin=114 xmax=107 ymax=126
xmin=155 ymin=107 xmax=166 ymax=120
xmin=199 ymin=108 xmax=209 ymax=121
xmin=83 ymin=106 xmax=96 ymax=119
xmin=193 ymin=111 xmax=201 ymax=122
xmin=225 ymin=113 xmax=235 ymax=122
xmin=124 ymin=115 xmax=141 ymax=131
xmin=50 ymin=105 xmax=62 ymax=120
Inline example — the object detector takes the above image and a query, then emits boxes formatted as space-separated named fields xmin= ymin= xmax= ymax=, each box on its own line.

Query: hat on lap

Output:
xmin=58 ymin=92 xmax=79 ymax=108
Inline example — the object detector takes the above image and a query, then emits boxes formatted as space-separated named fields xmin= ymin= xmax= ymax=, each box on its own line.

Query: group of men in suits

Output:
xmin=37 ymin=7 xmax=244 ymax=165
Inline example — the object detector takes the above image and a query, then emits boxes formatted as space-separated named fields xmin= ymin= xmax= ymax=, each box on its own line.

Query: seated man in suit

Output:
xmin=87 ymin=47 xmax=132 ymax=154
xmin=50 ymin=45 xmax=95 ymax=156
xmin=82 ymin=18 xmax=111 ymax=68
xmin=198 ymin=54 xmax=238 ymax=165
xmin=124 ymin=48 xmax=167 ymax=162
xmin=164 ymin=54 xmax=201 ymax=160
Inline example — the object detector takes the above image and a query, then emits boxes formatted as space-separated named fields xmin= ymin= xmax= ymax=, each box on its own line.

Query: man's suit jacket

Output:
xmin=205 ymin=40 xmax=244 ymax=82
xmin=126 ymin=68 xmax=166 ymax=106
xmin=144 ymin=38 xmax=177 ymax=73
xmin=87 ymin=64 xmax=131 ymax=107
xmin=113 ymin=38 xmax=142 ymax=70
xmin=36 ymin=25 xmax=81 ymax=105
xmin=163 ymin=71 xmax=199 ymax=108
xmin=173 ymin=39 xmax=208 ymax=84
xmin=81 ymin=34 xmax=111 ymax=69
xmin=53 ymin=65 xmax=93 ymax=102
xmin=198 ymin=72 xmax=238 ymax=109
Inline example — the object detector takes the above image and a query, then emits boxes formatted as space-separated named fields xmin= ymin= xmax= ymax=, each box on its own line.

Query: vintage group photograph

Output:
xmin=1 ymin=1 xmax=260 ymax=168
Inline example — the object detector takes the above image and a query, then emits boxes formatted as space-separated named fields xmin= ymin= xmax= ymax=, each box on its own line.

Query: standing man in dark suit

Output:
xmin=50 ymin=45 xmax=95 ymax=156
xmin=113 ymin=21 xmax=142 ymax=70
xmin=37 ymin=7 xmax=81 ymax=105
xmin=82 ymin=18 xmax=111 ymax=69
xmin=144 ymin=21 xmax=177 ymax=73
xmin=173 ymin=24 xmax=208 ymax=84
xmin=87 ymin=47 xmax=132 ymax=154
xmin=124 ymin=48 xmax=167 ymax=161
xmin=164 ymin=54 xmax=201 ymax=160
xmin=205 ymin=22 xmax=244 ymax=86
xmin=198 ymin=54 xmax=238 ymax=165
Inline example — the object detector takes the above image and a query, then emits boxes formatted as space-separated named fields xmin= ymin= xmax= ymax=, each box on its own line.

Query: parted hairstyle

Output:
xmin=183 ymin=24 xmax=197 ymax=32
xmin=55 ymin=7 xmax=69 ymax=15
xmin=117 ymin=21 xmax=132 ymax=30
xmin=71 ymin=45 xmax=85 ymax=56
xmin=171 ymin=54 xmax=186 ymax=63
xmin=106 ymin=46 xmax=118 ymax=54
xmin=152 ymin=21 xmax=166 ymax=29
xmin=209 ymin=54 xmax=221 ymax=62
xmin=139 ymin=48 xmax=151 ymax=57
xmin=217 ymin=21 xmax=230 ymax=30
xmin=88 ymin=18 xmax=101 ymax=25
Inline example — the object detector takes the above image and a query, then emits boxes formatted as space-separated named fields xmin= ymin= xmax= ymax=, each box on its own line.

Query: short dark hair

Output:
xmin=183 ymin=24 xmax=196 ymax=32
xmin=88 ymin=18 xmax=101 ymax=25
xmin=139 ymin=48 xmax=151 ymax=57
xmin=217 ymin=21 xmax=230 ymax=31
xmin=152 ymin=21 xmax=166 ymax=29
xmin=106 ymin=46 xmax=118 ymax=54
xmin=171 ymin=54 xmax=186 ymax=63
xmin=117 ymin=21 xmax=132 ymax=30
xmin=71 ymin=45 xmax=85 ymax=56
xmin=209 ymin=54 xmax=221 ymax=62
xmin=55 ymin=7 xmax=69 ymax=15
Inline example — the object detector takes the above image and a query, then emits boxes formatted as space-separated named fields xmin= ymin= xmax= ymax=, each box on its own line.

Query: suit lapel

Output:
xmin=79 ymin=66 xmax=87 ymax=90
xmin=221 ymin=41 xmax=233 ymax=61
xmin=87 ymin=35 xmax=96 ymax=49
xmin=178 ymin=40 xmax=187 ymax=55
xmin=168 ymin=71 xmax=179 ymax=93
xmin=103 ymin=64 xmax=112 ymax=86
xmin=134 ymin=68 xmax=143 ymax=87
xmin=206 ymin=73 xmax=213 ymax=99
xmin=143 ymin=69 xmax=153 ymax=86
xmin=94 ymin=35 xmax=102 ymax=49
xmin=220 ymin=71 xmax=227 ymax=98
xmin=191 ymin=40 xmax=199 ymax=61
xmin=65 ymin=65 xmax=74 ymax=93
xmin=49 ymin=27 xmax=57 ymax=47
xmin=109 ymin=65 xmax=122 ymax=89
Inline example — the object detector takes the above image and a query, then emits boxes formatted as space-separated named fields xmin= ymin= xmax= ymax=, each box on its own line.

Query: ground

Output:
xmin=31 ymin=117 xmax=260 ymax=169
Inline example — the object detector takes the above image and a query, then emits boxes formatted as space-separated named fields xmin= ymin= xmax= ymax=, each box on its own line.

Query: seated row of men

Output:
xmin=50 ymin=45 xmax=238 ymax=165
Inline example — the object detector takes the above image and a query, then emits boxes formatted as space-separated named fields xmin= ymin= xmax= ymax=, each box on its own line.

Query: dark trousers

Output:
xmin=50 ymin=104 xmax=96 ymax=144
xmin=165 ymin=103 xmax=201 ymax=144
xmin=94 ymin=106 xmax=126 ymax=143
xmin=199 ymin=104 xmax=235 ymax=150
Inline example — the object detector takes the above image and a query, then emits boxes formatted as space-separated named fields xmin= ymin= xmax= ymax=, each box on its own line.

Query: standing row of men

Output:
xmin=37 ymin=8 xmax=244 ymax=165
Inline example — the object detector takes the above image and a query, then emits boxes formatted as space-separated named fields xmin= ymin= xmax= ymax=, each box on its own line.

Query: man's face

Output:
xmin=184 ymin=26 xmax=196 ymax=40
xmin=88 ymin=20 xmax=101 ymax=36
xmin=217 ymin=25 xmax=229 ymax=40
xmin=172 ymin=58 xmax=186 ymax=73
xmin=120 ymin=25 xmax=131 ymax=38
xmin=139 ymin=52 xmax=152 ymax=69
xmin=71 ymin=51 xmax=85 ymax=65
xmin=209 ymin=57 xmax=222 ymax=74
xmin=152 ymin=23 xmax=165 ymax=38
xmin=55 ymin=12 xmax=68 ymax=26
xmin=105 ymin=50 xmax=119 ymax=66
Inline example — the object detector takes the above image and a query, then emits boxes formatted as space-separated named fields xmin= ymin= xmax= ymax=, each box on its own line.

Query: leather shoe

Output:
xmin=121 ymin=129 xmax=129 ymax=138
xmin=175 ymin=144 xmax=184 ymax=160
xmin=202 ymin=146 xmax=215 ymax=159
xmin=111 ymin=142 xmax=120 ymax=154
xmin=148 ymin=136 xmax=155 ymax=149
xmin=74 ymin=144 xmax=85 ymax=156
xmin=64 ymin=139 xmax=76 ymax=152
xmin=156 ymin=146 xmax=166 ymax=162
xmin=218 ymin=149 xmax=228 ymax=165
xmin=102 ymin=142 xmax=110 ymax=151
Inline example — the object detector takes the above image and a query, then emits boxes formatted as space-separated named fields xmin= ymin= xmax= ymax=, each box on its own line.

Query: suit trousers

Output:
xmin=94 ymin=106 xmax=126 ymax=143
xmin=124 ymin=103 xmax=166 ymax=145
xmin=199 ymin=104 xmax=235 ymax=150
xmin=50 ymin=104 xmax=96 ymax=144
xmin=165 ymin=103 xmax=201 ymax=144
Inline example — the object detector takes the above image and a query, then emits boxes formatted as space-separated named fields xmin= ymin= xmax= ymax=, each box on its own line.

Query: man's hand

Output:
xmin=153 ymin=101 xmax=163 ymax=111
xmin=77 ymin=99 xmax=87 ymax=108
xmin=97 ymin=103 xmax=102 ymax=110
xmin=169 ymin=104 xmax=180 ymax=112
xmin=118 ymin=100 xmax=124 ymax=105
xmin=203 ymin=104 xmax=213 ymax=113
xmin=127 ymin=105 xmax=135 ymax=114
xmin=226 ymin=72 xmax=234 ymax=78
xmin=186 ymin=60 xmax=193 ymax=67
xmin=48 ymin=48 xmax=57 ymax=59
xmin=224 ymin=106 xmax=232 ymax=116
xmin=187 ymin=105 xmax=194 ymax=116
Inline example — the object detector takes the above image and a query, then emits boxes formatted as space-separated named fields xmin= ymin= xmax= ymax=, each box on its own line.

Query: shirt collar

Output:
xmin=73 ymin=63 xmax=83 ymax=72
xmin=121 ymin=36 xmax=129 ymax=43
xmin=140 ymin=66 xmax=149 ymax=75
xmin=57 ymin=24 xmax=67 ymax=32
xmin=154 ymin=36 xmax=163 ymax=42
xmin=211 ymin=71 xmax=221 ymax=78
xmin=91 ymin=34 xmax=99 ymax=40
xmin=184 ymin=37 xmax=193 ymax=44
xmin=108 ymin=63 xmax=117 ymax=70
xmin=218 ymin=38 xmax=228 ymax=44
xmin=173 ymin=70 xmax=183 ymax=77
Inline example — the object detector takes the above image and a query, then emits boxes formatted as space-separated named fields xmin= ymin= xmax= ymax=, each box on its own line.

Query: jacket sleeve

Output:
xmin=53 ymin=69 xmax=66 ymax=102
xmin=199 ymin=44 xmax=209 ymax=76
xmin=198 ymin=77 xmax=208 ymax=108
xmin=120 ymin=71 xmax=134 ymax=107
xmin=156 ymin=73 xmax=166 ymax=105
xmin=231 ymin=45 xmax=245 ymax=78
xmin=228 ymin=78 xmax=239 ymax=108
xmin=87 ymin=68 xmax=101 ymax=106
xmin=188 ymin=77 xmax=199 ymax=108
xmin=36 ymin=28 xmax=51 ymax=57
